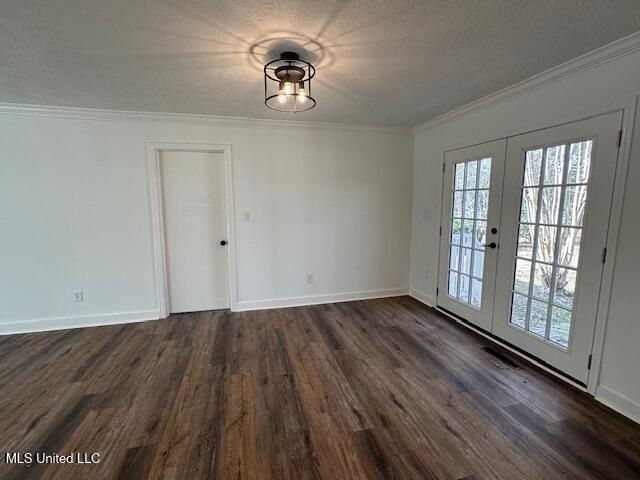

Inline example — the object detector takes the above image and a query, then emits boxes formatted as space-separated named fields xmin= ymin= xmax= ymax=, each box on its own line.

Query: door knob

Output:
xmin=220 ymin=240 xmax=228 ymax=246
xmin=485 ymin=242 xmax=497 ymax=249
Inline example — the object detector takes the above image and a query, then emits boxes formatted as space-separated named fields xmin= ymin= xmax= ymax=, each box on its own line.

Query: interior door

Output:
xmin=437 ymin=139 xmax=506 ymax=331
xmin=161 ymin=151 xmax=230 ymax=313
xmin=492 ymin=112 xmax=622 ymax=383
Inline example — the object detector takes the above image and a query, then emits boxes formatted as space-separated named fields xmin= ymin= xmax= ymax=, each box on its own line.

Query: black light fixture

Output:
xmin=264 ymin=52 xmax=316 ymax=112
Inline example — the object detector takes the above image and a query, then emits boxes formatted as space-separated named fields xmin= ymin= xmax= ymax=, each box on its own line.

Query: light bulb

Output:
xmin=283 ymin=82 xmax=294 ymax=95
xmin=277 ymin=92 xmax=287 ymax=104
xmin=297 ymin=85 xmax=307 ymax=103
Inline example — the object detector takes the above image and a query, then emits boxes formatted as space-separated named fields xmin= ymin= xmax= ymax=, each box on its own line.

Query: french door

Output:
xmin=493 ymin=112 xmax=621 ymax=382
xmin=438 ymin=139 xmax=506 ymax=331
xmin=438 ymin=112 xmax=622 ymax=383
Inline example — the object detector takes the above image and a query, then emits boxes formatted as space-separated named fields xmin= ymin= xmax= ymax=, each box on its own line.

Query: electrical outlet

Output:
xmin=243 ymin=211 xmax=251 ymax=222
xmin=306 ymin=273 xmax=314 ymax=285
xmin=73 ymin=290 xmax=84 ymax=302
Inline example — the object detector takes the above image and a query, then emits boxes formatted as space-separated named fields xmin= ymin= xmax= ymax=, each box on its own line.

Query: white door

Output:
xmin=437 ymin=139 xmax=506 ymax=331
xmin=161 ymin=151 xmax=230 ymax=313
xmin=492 ymin=112 xmax=622 ymax=383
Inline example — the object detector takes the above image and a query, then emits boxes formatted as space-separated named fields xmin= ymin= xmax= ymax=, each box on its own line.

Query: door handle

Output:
xmin=485 ymin=242 xmax=497 ymax=249
xmin=220 ymin=240 xmax=228 ymax=246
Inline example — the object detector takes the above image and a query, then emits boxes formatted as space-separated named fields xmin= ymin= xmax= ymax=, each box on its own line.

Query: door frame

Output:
xmin=588 ymin=95 xmax=637 ymax=395
xmin=433 ymin=97 xmax=637 ymax=394
xmin=147 ymin=142 xmax=238 ymax=317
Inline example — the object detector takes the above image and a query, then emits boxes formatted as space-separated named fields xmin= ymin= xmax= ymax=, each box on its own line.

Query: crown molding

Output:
xmin=0 ymin=102 xmax=413 ymax=135
xmin=413 ymin=30 xmax=640 ymax=133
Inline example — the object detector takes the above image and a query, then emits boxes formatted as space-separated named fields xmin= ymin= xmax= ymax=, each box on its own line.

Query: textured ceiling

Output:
xmin=1 ymin=1 xmax=640 ymax=127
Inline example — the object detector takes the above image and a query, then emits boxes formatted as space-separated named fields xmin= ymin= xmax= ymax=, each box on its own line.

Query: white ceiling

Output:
xmin=1 ymin=0 xmax=639 ymax=127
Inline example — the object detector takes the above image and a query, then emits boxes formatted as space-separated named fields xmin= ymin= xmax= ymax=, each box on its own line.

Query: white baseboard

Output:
xmin=0 ymin=310 xmax=161 ymax=335
xmin=409 ymin=288 xmax=435 ymax=307
xmin=234 ymin=288 xmax=408 ymax=312
xmin=596 ymin=386 xmax=640 ymax=424
xmin=2 ymin=290 xmax=409 ymax=334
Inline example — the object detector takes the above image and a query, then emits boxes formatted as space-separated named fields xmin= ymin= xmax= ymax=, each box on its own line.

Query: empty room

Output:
xmin=1 ymin=1 xmax=640 ymax=479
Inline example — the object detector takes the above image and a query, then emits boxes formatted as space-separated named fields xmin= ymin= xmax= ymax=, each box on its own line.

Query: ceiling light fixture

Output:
xmin=264 ymin=52 xmax=316 ymax=112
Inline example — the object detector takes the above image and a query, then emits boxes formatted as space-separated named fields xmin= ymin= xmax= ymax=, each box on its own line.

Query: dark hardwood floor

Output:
xmin=1 ymin=296 xmax=639 ymax=479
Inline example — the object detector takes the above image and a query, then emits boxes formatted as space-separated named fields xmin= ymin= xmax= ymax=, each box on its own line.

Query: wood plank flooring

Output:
xmin=0 ymin=296 xmax=639 ymax=479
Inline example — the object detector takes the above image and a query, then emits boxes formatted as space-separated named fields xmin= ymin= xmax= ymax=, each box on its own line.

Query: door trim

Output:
xmin=434 ymin=99 xmax=637 ymax=395
xmin=147 ymin=142 xmax=238 ymax=317
xmin=588 ymin=95 xmax=638 ymax=395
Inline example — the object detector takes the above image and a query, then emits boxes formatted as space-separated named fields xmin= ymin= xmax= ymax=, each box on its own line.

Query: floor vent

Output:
xmin=482 ymin=346 xmax=523 ymax=370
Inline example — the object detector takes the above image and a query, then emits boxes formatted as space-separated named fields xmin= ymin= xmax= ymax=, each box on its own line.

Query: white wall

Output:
xmin=0 ymin=111 xmax=413 ymax=331
xmin=410 ymin=43 xmax=640 ymax=420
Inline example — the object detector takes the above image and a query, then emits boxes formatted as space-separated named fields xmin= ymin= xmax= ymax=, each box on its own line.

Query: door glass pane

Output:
xmin=520 ymin=188 xmax=538 ymax=222
xmin=474 ymin=220 xmax=486 ymax=249
xmin=508 ymin=140 xmax=593 ymax=348
xmin=455 ymin=164 xmax=465 ymax=189
xmin=511 ymin=293 xmax=527 ymax=328
xmin=535 ymin=225 xmax=557 ymax=263
xmin=554 ymin=268 xmax=576 ymax=310
xmin=567 ymin=141 xmax=592 ymax=184
xmin=540 ymin=187 xmax=561 ymax=224
xmin=477 ymin=190 xmax=489 ymax=219
xmin=524 ymin=149 xmax=543 ymax=186
xmin=517 ymin=224 xmax=534 ymax=259
xmin=514 ymin=259 xmax=532 ymax=294
xmin=459 ymin=275 xmax=470 ymax=302
xmin=466 ymin=160 xmax=478 ymax=188
xmin=448 ymin=271 xmax=458 ymax=297
xmin=478 ymin=158 xmax=491 ymax=188
xmin=562 ymin=186 xmax=587 ymax=226
xmin=447 ymin=157 xmax=492 ymax=309
xmin=559 ymin=228 xmax=581 ymax=268
xmin=473 ymin=250 xmax=484 ymax=278
xmin=451 ymin=219 xmax=461 ymax=245
xmin=529 ymin=299 xmax=548 ymax=336
xmin=449 ymin=246 xmax=460 ymax=271
xmin=532 ymin=262 xmax=551 ymax=300
xmin=460 ymin=247 xmax=472 ymax=274
xmin=464 ymin=191 xmax=476 ymax=218
xmin=543 ymin=145 xmax=565 ymax=185
xmin=453 ymin=191 xmax=463 ymax=218
xmin=462 ymin=220 xmax=474 ymax=247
